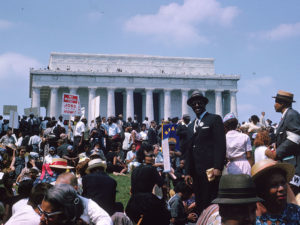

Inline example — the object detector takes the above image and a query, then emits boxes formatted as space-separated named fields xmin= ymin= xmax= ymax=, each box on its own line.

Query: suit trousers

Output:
xmin=193 ymin=172 xmax=220 ymax=215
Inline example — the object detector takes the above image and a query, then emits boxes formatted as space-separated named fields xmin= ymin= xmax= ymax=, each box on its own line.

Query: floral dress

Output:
xmin=256 ymin=203 xmax=300 ymax=225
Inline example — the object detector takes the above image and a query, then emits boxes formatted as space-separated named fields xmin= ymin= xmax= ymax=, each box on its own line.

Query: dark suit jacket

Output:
xmin=82 ymin=171 xmax=117 ymax=215
xmin=275 ymin=108 xmax=300 ymax=175
xmin=147 ymin=127 xmax=158 ymax=146
xmin=185 ymin=112 xmax=226 ymax=177
xmin=176 ymin=122 xmax=190 ymax=156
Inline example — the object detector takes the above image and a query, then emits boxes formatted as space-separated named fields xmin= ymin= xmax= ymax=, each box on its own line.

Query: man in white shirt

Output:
xmin=28 ymin=131 xmax=41 ymax=153
xmin=56 ymin=172 xmax=113 ymax=225
xmin=57 ymin=115 xmax=64 ymax=127
xmin=73 ymin=116 xmax=85 ymax=154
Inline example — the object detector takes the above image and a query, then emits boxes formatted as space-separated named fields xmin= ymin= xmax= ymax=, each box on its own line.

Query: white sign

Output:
xmin=24 ymin=107 xmax=40 ymax=117
xmin=92 ymin=96 xmax=100 ymax=121
xmin=3 ymin=105 xmax=17 ymax=115
xmin=9 ymin=110 xmax=19 ymax=129
xmin=62 ymin=93 xmax=81 ymax=116
xmin=162 ymin=138 xmax=171 ymax=172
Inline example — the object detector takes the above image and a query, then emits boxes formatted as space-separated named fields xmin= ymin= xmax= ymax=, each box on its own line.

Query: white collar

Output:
xmin=281 ymin=108 xmax=290 ymax=119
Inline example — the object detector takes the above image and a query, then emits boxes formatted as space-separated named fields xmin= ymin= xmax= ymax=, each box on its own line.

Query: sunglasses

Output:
xmin=191 ymin=100 xmax=205 ymax=107
xmin=38 ymin=205 xmax=63 ymax=221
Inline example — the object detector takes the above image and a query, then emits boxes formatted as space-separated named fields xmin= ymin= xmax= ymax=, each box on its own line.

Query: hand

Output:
xmin=265 ymin=147 xmax=276 ymax=160
xmin=256 ymin=202 xmax=267 ymax=216
xmin=213 ymin=169 xmax=222 ymax=176
xmin=185 ymin=175 xmax=193 ymax=185
xmin=187 ymin=213 xmax=198 ymax=222
xmin=79 ymin=141 xmax=82 ymax=146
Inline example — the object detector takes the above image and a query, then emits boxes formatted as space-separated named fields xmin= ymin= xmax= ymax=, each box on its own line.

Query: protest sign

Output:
xmin=62 ymin=93 xmax=81 ymax=116
xmin=9 ymin=110 xmax=19 ymax=129
xmin=3 ymin=105 xmax=17 ymax=115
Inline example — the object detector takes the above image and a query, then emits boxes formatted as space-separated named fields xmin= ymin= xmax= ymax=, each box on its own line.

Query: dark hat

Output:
xmin=272 ymin=90 xmax=295 ymax=103
xmin=187 ymin=91 xmax=209 ymax=106
xmin=212 ymin=174 xmax=263 ymax=204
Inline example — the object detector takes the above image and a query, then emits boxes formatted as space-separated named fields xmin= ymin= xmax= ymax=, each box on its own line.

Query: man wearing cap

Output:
xmin=185 ymin=90 xmax=226 ymax=214
xmin=266 ymin=90 xmax=300 ymax=194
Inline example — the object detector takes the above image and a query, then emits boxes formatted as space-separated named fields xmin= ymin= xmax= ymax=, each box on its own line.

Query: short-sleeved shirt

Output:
xmin=168 ymin=193 xmax=186 ymax=225
xmin=126 ymin=150 xmax=137 ymax=162
xmin=108 ymin=123 xmax=120 ymax=137
xmin=226 ymin=130 xmax=252 ymax=159
xmin=74 ymin=121 xmax=85 ymax=137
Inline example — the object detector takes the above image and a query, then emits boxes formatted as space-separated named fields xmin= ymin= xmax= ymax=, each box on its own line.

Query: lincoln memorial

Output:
xmin=29 ymin=52 xmax=239 ymax=123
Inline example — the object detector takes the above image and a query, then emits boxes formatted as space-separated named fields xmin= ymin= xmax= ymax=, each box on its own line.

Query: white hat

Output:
xmin=86 ymin=158 xmax=107 ymax=173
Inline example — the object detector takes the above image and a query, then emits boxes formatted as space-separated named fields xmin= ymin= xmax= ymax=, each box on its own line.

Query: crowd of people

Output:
xmin=0 ymin=89 xmax=300 ymax=225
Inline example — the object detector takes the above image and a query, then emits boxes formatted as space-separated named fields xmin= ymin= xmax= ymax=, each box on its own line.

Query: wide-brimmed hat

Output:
xmin=86 ymin=158 xmax=107 ymax=173
xmin=187 ymin=90 xmax=209 ymax=106
xmin=272 ymin=90 xmax=295 ymax=103
xmin=212 ymin=174 xmax=263 ymax=204
xmin=251 ymin=159 xmax=295 ymax=183
xmin=49 ymin=158 xmax=74 ymax=169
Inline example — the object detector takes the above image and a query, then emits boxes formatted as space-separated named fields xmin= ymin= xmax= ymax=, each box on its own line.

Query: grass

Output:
xmin=110 ymin=174 xmax=131 ymax=207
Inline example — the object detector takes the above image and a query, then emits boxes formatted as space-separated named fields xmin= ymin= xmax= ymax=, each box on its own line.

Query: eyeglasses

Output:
xmin=191 ymin=100 xmax=205 ymax=107
xmin=38 ymin=204 xmax=63 ymax=221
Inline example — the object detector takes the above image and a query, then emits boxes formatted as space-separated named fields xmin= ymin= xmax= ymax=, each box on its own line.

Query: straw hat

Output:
xmin=251 ymin=159 xmax=295 ymax=183
xmin=85 ymin=158 xmax=107 ymax=173
xmin=272 ymin=90 xmax=295 ymax=103
xmin=49 ymin=158 xmax=74 ymax=169
xmin=212 ymin=174 xmax=263 ymax=204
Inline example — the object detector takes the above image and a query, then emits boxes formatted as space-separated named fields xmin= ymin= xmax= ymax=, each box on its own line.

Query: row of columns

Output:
xmin=31 ymin=86 xmax=238 ymax=121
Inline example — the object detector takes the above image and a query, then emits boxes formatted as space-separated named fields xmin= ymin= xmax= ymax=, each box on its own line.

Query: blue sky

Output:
xmin=1 ymin=0 xmax=300 ymax=123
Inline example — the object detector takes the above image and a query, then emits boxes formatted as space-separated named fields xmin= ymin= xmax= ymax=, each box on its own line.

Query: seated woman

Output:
xmin=252 ymin=159 xmax=300 ymax=224
xmin=223 ymin=113 xmax=252 ymax=175
xmin=38 ymin=184 xmax=84 ymax=225
xmin=131 ymin=143 xmax=163 ymax=195
xmin=125 ymin=143 xmax=140 ymax=172
xmin=106 ymin=142 xmax=127 ymax=175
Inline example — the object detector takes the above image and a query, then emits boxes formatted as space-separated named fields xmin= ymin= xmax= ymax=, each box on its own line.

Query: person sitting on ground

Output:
xmin=125 ymin=143 xmax=139 ymax=172
xmin=168 ymin=181 xmax=198 ymax=225
xmin=223 ymin=112 xmax=253 ymax=175
xmin=44 ymin=146 xmax=60 ymax=164
xmin=106 ymin=143 xmax=127 ymax=175
xmin=131 ymin=143 xmax=163 ymax=195
xmin=125 ymin=192 xmax=170 ymax=225
xmin=252 ymin=159 xmax=300 ymax=224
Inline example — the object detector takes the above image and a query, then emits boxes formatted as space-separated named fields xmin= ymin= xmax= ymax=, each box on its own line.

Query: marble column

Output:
xmin=32 ymin=87 xmax=41 ymax=108
xmin=107 ymin=87 xmax=116 ymax=117
xmin=181 ymin=89 xmax=189 ymax=117
xmin=142 ymin=93 xmax=146 ymax=121
xmin=49 ymin=86 xmax=59 ymax=118
xmin=123 ymin=91 xmax=127 ymax=120
xmin=230 ymin=89 xmax=238 ymax=117
xmin=88 ymin=87 xmax=96 ymax=124
xmin=69 ymin=87 xmax=78 ymax=95
xmin=145 ymin=88 xmax=154 ymax=122
xmin=164 ymin=89 xmax=172 ymax=120
xmin=215 ymin=90 xmax=223 ymax=117
xmin=126 ymin=88 xmax=134 ymax=120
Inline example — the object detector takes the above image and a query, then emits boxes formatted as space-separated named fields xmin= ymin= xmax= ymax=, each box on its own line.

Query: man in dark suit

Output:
xmin=82 ymin=158 xmax=117 ymax=215
xmin=184 ymin=91 xmax=226 ymax=214
xmin=176 ymin=114 xmax=191 ymax=157
xmin=265 ymin=90 xmax=300 ymax=194
xmin=147 ymin=120 xmax=158 ymax=146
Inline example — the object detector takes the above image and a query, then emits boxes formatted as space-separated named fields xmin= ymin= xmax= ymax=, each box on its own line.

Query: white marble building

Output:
xmin=30 ymin=52 xmax=239 ymax=123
